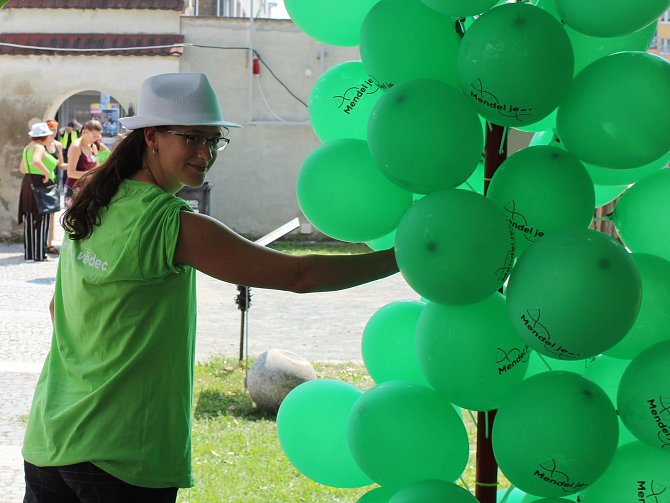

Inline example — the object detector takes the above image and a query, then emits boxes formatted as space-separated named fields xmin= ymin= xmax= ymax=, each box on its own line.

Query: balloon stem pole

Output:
xmin=477 ymin=122 xmax=507 ymax=503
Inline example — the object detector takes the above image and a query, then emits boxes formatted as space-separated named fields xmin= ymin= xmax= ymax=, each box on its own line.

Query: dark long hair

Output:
xmin=63 ymin=129 xmax=147 ymax=240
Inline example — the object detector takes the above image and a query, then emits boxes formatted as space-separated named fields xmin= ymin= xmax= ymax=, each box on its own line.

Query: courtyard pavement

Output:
xmin=0 ymin=216 xmax=416 ymax=501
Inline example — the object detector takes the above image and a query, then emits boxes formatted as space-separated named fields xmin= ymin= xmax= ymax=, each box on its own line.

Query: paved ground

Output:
xmin=0 ymin=217 xmax=416 ymax=501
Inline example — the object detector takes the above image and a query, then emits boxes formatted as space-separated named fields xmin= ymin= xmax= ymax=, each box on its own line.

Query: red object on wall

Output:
xmin=252 ymin=57 xmax=260 ymax=75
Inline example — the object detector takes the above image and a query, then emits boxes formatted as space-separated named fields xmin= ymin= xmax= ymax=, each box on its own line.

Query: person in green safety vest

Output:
xmin=59 ymin=122 xmax=79 ymax=162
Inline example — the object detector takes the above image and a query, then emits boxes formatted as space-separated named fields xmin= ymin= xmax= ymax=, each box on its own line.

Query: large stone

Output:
xmin=247 ymin=349 xmax=317 ymax=413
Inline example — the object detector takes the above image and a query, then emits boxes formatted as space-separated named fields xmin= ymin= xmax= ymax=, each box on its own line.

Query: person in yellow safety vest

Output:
xmin=59 ymin=122 xmax=79 ymax=162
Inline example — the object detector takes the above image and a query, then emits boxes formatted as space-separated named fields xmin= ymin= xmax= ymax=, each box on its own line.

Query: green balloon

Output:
xmin=606 ymin=254 xmax=670 ymax=360
xmin=348 ymin=381 xmax=469 ymax=489
xmin=594 ymin=185 xmax=627 ymax=207
xmin=557 ymin=52 xmax=670 ymax=169
xmin=416 ymin=293 xmax=529 ymax=411
xmin=357 ymin=486 xmax=395 ymax=503
xmin=536 ymin=0 xmax=657 ymax=74
xmin=554 ymin=0 xmax=670 ymax=38
xmin=362 ymin=300 xmax=429 ymax=386
xmin=420 ymin=0 xmax=498 ymax=17
xmin=522 ymin=495 xmax=579 ymax=502
xmin=529 ymin=129 xmax=563 ymax=149
xmin=513 ymin=108 xmax=557 ymax=134
xmin=493 ymin=371 xmax=619 ymax=497
xmin=498 ymin=487 xmax=527 ymax=503
xmin=525 ymin=351 xmax=596 ymax=378
xmin=614 ymin=168 xmax=670 ymax=260
xmin=309 ymin=61 xmax=386 ymax=142
xmin=365 ymin=229 xmax=396 ymax=251
xmin=296 ymin=139 xmax=413 ymax=243
xmin=506 ymin=228 xmax=642 ymax=360
xmin=395 ymin=189 xmax=515 ymax=305
xmin=389 ymin=480 xmax=478 ymax=503
xmin=457 ymin=161 xmax=485 ymax=194
xmin=583 ymin=355 xmax=637 ymax=447
xmin=458 ymin=3 xmax=573 ymax=127
xmin=276 ymin=379 xmax=372 ymax=488
xmin=284 ymin=0 xmax=380 ymax=46
xmin=486 ymin=146 xmax=595 ymax=256
xmin=585 ymin=150 xmax=670 ymax=186
xmin=368 ymin=78 xmax=483 ymax=194
xmin=578 ymin=441 xmax=670 ymax=502
xmin=617 ymin=340 xmax=670 ymax=450
xmin=360 ymin=0 xmax=461 ymax=88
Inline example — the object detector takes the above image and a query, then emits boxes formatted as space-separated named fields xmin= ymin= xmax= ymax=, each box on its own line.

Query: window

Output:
xmin=661 ymin=38 xmax=670 ymax=54
xmin=662 ymin=9 xmax=670 ymax=23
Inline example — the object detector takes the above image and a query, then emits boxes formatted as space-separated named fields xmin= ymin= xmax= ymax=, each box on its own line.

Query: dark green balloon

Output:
xmin=554 ymin=0 xmax=670 ymax=37
xmin=585 ymin=150 xmax=670 ymax=186
xmin=368 ymin=78 xmax=483 ymax=194
xmin=614 ymin=168 xmax=670 ymax=261
xmin=506 ymin=228 xmax=642 ymax=360
xmin=578 ymin=441 xmax=670 ymax=502
xmin=395 ymin=189 xmax=515 ymax=305
xmin=557 ymin=52 xmax=670 ymax=169
xmin=486 ymin=145 xmax=595 ymax=256
xmin=458 ymin=3 xmax=573 ymax=127
xmin=360 ymin=0 xmax=461 ymax=88
xmin=493 ymin=371 xmax=619 ymax=498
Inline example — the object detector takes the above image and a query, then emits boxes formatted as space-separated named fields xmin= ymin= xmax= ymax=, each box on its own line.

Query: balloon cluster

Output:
xmin=280 ymin=0 xmax=670 ymax=500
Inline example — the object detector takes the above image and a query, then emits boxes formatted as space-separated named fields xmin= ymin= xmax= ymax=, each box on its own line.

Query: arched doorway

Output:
xmin=52 ymin=89 xmax=126 ymax=150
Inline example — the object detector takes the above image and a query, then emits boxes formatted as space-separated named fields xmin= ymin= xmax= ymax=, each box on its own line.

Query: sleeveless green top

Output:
xmin=24 ymin=144 xmax=58 ymax=182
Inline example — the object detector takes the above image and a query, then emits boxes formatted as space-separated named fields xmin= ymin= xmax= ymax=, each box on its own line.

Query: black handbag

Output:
xmin=25 ymin=149 xmax=61 ymax=215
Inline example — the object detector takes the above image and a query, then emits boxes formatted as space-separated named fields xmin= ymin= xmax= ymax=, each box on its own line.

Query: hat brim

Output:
xmin=28 ymin=133 xmax=51 ymax=138
xmin=119 ymin=115 xmax=241 ymax=130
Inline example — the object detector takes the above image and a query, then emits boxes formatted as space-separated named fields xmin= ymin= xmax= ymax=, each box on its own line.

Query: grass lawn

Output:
xmin=177 ymin=358 xmax=500 ymax=503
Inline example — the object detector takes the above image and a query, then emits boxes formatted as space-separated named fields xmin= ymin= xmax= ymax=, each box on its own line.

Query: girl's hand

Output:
xmin=43 ymin=175 xmax=50 ymax=184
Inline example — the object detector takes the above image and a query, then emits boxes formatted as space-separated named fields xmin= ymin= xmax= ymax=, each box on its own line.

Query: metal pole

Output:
xmin=476 ymin=122 xmax=508 ymax=503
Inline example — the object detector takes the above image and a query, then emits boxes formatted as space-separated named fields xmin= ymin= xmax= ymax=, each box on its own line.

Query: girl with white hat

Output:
xmin=22 ymin=73 xmax=398 ymax=501
xmin=18 ymin=122 xmax=60 ymax=261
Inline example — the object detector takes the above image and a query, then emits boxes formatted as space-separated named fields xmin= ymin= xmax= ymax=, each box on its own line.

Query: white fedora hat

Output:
xmin=28 ymin=122 xmax=52 ymax=138
xmin=119 ymin=72 xmax=241 ymax=130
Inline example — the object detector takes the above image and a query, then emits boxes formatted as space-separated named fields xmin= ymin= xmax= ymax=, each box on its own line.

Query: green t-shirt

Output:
xmin=23 ymin=179 xmax=197 ymax=488
xmin=24 ymin=144 xmax=58 ymax=182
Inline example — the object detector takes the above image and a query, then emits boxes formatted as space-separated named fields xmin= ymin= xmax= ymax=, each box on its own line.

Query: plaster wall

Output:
xmin=0 ymin=8 xmax=179 ymax=33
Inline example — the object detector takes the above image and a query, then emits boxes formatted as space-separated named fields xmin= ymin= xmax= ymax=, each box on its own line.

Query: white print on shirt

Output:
xmin=76 ymin=250 xmax=108 ymax=271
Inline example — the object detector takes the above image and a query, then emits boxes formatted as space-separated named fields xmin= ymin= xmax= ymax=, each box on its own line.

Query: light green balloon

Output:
xmin=296 ymin=139 xmax=413 ymax=243
xmin=606 ymin=254 xmax=670 ymax=360
xmin=458 ymin=3 xmax=573 ymax=127
xmin=395 ymin=189 xmax=515 ymax=305
xmin=360 ymin=0 xmax=461 ymax=88
xmin=554 ymin=0 xmax=670 ymax=37
xmin=522 ymin=495 xmax=579 ymax=502
xmin=486 ymin=146 xmax=595 ymax=256
xmin=362 ymin=300 xmax=429 ymax=386
xmin=389 ymin=480 xmax=478 ymax=503
xmin=614 ymin=168 xmax=670 ymax=261
xmin=276 ymin=379 xmax=372 ymax=488
xmin=498 ymin=487 xmax=527 ymax=503
xmin=416 ymin=293 xmax=529 ymax=411
xmin=557 ymin=52 xmax=670 ymax=169
xmin=368 ymin=78 xmax=483 ymax=194
xmin=457 ymin=161 xmax=485 ymax=194
xmin=506 ymin=228 xmax=642 ymax=360
xmin=513 ymin=108 xmax=557 ymax=134
xmin=284 ymin=0 xmax=380 ymax=46
xmin=529 ymin=129 xmax=563 ymax=149
xmin=594 ymin=185 xmax=627 ymax=207
xmin=578 ymin=441 xmax=670 ymax=502
xmin=348 ymin=381 xmax=469 ymax=489
xmin=617 ymin=340 xmax=670 ymax=450
xmin=583 ymin=355 xmax=637 ymax=447
xmin=585 ymin=150 xmax=670 ymax=186
xmin=493 ymin=371 xmax=619 ymax=498
xmin=309 ymin=61 xmax=386 ymax=142
xmin=420 ymin=0 xmax=498 ymax=17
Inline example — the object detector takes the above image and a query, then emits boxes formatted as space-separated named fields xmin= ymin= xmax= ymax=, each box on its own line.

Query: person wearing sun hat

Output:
xmin=17 ymin=122 xmax=60 ymax=261
xmin=21 ymin=72 xmax=398 ymax=501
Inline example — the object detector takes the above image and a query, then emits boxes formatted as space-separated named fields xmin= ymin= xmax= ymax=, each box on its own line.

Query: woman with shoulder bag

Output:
xmin=18 ymin=122 xmax=59 ymax=261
